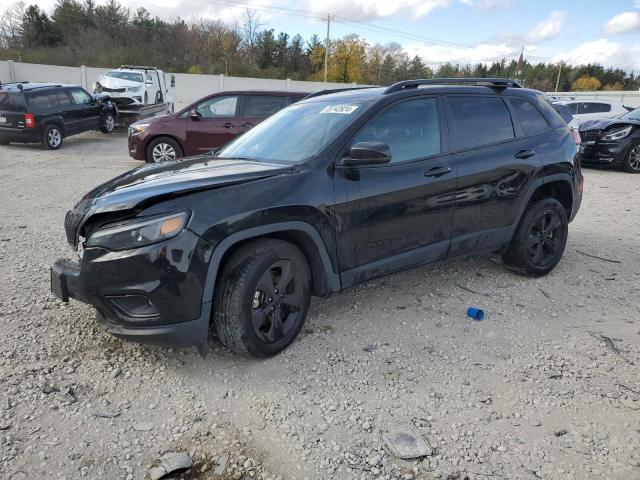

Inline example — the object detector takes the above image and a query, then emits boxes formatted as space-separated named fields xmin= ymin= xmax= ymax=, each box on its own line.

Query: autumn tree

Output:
xmin=572 ymin=75 xmax=602 ymax=91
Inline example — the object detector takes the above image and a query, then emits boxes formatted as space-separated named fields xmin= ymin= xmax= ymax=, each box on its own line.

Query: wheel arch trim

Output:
xmin=512 ymin=173 xmax=574 ymax=234
xmin=200 ymin=221 xmax=341 ymax=310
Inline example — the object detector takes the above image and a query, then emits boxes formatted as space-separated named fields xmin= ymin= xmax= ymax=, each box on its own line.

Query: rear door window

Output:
xmin=352 ymin=97 xmax=441 ymax=163
xmin=510 ymin=98 xmax=548 ymax=135
xmin=600 ymin=103 xmax=612 ymax=112
xmin=52 ymin=91 xmax=73 ymax=108
xmin=577 ymin=103 xmax=602 ymax=114
xmin=449 ymin=96 xmax=514 ymax=150
xmin=0 ymin=92 xmax=26 ymax=112
xmin=26 ymin=92 xmax=54 ymax=111
xmin=243 ymin=95 xmax=288 ymax=117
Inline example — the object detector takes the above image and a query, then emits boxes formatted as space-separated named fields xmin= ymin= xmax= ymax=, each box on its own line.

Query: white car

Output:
xmin=94 ymin=66 xmax=173 ymax=109
xmin=554 ymin=100 xmax=633 ymax=128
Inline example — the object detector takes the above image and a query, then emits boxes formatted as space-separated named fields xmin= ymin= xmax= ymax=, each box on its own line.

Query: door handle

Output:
xmin=424 ymin=166 xmax=451 ymax=178
xmin=223 ymin=122 xmax=235 ymax=129
xmin=515 ymin=149 xmax=536 ymax=159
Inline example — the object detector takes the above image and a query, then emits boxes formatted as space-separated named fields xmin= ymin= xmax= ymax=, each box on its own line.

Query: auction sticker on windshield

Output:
xmin=320 ymin=105 xmax=359 ymax=114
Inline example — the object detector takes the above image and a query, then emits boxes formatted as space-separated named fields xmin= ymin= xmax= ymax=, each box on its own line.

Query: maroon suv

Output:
xmin=128 ymin=90 xmax=306 ymax=162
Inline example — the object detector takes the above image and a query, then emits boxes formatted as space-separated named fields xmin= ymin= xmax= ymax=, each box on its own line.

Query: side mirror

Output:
xmin=170 ymin=75 xmax=176 ymax=88
xmin=189 ymin=109 xmax=200 ymax=120
xmin=343 ymin=141 xmax=391 ymax=166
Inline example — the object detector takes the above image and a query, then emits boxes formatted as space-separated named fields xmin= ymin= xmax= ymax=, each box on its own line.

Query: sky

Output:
xmin=17 ymin=0 xmax=640 ymax=72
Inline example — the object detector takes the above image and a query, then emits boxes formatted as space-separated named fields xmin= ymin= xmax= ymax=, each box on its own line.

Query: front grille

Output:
xmin=64 ymin=210 xmax=83 ymax=247
xmin=102 ymin=86 xmax=125 ymax=93
xmin=580 ymin=130 xmax=602 ymax=142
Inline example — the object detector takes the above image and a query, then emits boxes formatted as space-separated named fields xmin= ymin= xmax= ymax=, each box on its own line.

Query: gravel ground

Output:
xmin=1 ymin=132 xmax=639 ymax=480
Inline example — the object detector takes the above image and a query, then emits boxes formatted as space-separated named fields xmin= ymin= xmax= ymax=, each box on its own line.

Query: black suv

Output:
xmin=0 ymin=82 xmax=117 ymax=149
xmin=51 ymin=78 xmax=583 ymax=358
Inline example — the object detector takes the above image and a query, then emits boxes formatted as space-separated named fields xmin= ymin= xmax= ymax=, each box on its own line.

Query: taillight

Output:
xmin=571 ymin=128 xmax=581 ymax=145
xmin=24 ymin=113 xmax=35 ymax=129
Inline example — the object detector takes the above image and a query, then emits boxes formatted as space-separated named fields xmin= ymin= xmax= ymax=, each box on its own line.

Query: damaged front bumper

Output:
xmin=50 ymin=229 xmax=212 ymax=348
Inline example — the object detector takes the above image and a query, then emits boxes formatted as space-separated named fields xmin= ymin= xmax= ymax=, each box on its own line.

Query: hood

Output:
xmin=97 ymin=75 xmax=143 ymax=89
xmin=75 ymin=156 xmax=290 ymax=215
xmin=580 ymin=117 xmax=640 ymax=131
xmin=131 ymin=114 xmax=172 ymax=127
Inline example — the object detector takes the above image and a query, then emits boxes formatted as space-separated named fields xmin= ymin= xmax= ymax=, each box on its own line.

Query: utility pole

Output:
xmin=323 ymin=14 xmax=333 ymax=83
xmin=555 ymin=60 xmax=563 ymax=93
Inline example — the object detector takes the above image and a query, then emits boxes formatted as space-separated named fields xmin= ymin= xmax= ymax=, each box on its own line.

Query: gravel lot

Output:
xmin=1 ymin=132 xmax=639 ymax=480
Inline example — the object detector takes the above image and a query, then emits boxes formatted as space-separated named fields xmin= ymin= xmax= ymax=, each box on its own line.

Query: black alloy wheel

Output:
xmin=503 ymin=198 xmax=568 ymax=276
xmin=251 ymin=260 xmax=305 ymax=344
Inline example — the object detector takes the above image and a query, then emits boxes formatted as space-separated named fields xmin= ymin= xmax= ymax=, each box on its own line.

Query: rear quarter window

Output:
xmin=449 ymin=96 xmax=514 ymax=150
xmin=0 ymin=92 xmax=26 ymax=112
xmin=510 ymin=98 xmax=549 ymax=135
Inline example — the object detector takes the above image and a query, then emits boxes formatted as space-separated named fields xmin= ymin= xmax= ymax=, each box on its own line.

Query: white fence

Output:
xmin=3 ymin=61 xmax=640 ymax=108
xmin=0 ymin=60 xmax=358 ymax=109
xmin=545 ymin=91 xmax=640 ymax=107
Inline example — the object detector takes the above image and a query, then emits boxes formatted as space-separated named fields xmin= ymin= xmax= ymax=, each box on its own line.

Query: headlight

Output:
xmin=128 ymin=123 xmax=149 ymax=136
xmin=85 ymin=212 xmax=189 ymax=251
xmin=600 ymin=125 xmax=632 ymax=141
xmin=127 ymin=86 xmax=141 ymax=92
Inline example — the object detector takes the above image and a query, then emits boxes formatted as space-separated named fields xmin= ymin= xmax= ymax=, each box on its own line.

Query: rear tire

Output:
xmin=145 ymin=136 xmax=183 ymax=163
xmin=503 ymin=198 xmax=568 ymax=276
xmin=213 ymin=239 xmax=311 ymax=358
xmin=100 ymin=113 xmax=115 ymax=134
xmin=42 ymin=125 xmax=63 ymax=150
xmin=622 ymin=143 xmax=640 ymax=173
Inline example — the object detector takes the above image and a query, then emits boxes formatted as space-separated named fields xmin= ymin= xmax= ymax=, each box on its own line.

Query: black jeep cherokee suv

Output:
xmin=51 ymin=78 xmax=583 ymax=357
xmin=0 ymin=82 xmax=117 ymax=149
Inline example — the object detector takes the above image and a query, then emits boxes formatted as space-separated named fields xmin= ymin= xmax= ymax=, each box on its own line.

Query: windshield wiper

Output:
xmin=214 ymin=156 xmax=258 ymax=162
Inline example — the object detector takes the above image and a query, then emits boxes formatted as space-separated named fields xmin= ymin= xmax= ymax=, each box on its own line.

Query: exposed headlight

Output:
xmin=85 ymin=212 xmax=189 ymax=251
xmin=128 ymin=123 xmax=149 ymax=136
xmin=600 ymin=125 xmax=632 ymax=141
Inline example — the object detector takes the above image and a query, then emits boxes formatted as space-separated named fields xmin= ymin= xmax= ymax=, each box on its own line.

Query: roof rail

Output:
xmin=384 ymin=77 xmax=523 ymax=94
xmin=303 ymin=86 xmax=376 ymax=100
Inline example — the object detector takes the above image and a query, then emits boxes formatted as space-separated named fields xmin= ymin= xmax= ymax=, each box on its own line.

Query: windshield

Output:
xmin=106 ymin=71 xmax=144 ymax=82
xmin=620 ymin=107 xmax=640 ymax=121
xmin=216 ymin=99 xmax=372 ymax=163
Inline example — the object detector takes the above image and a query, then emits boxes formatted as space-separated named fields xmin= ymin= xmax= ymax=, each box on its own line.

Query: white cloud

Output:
xmin=526 ymin=10 xmax=566 ymax=42
xmin=305 ymin=0 xmax=453 ymax=21
xmin=553 ymin=39 xmax=640 ymax=71
xmin=405 ymin=42 xmax=521 ymax=66
xmin=459 ymin=0 xmax=510 ymax=12
xmin=604 ymin=11 xmax=640 ymax=34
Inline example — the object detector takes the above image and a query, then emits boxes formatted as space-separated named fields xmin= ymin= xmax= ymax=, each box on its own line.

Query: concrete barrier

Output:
xmin=4 ymin=61 xmax=638 ymax=109
xmin=0 ymin=60 xmax=359 ymax=109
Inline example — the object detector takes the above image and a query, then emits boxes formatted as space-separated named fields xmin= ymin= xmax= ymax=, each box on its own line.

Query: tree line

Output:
xmin=1 ymin=0 xmax=639 ymax=91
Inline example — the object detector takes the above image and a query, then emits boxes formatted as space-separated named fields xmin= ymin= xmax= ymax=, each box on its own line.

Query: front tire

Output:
xmin=145 ymin=136 xmax=183 ymax=163
xmin=100 ymin=113 xmax=115 ymax=134
xmin=42 ymin=125 xmax=63 ymax=150
xmin=213 ymin=239 xmax=311 ymax=358
xmin=503 ymin=198 xmax=568 ymax=276
xmin=623 ymin=143 xmax=640 ymax=173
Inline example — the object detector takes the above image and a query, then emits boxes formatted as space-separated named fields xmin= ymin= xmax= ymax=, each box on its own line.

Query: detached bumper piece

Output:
xmin=51 ymin=259 xmax=84 ymax=303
